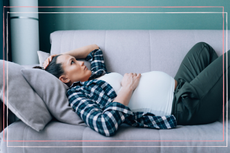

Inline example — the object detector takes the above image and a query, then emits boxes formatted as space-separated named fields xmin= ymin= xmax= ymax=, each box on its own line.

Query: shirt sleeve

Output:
xmin=85 ymin=48 xmax=107 ymax=79
xmin=124 ymin=112 xmax=177 ymax=129
xmin=67 ymin=88 xmax=132 ymax=137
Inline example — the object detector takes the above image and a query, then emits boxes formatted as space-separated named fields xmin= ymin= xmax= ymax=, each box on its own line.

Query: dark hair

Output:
xmin=33 ymin=55 xmax=64 ymax=78
xmin=45 ymin=55 xmax=64 ymax=78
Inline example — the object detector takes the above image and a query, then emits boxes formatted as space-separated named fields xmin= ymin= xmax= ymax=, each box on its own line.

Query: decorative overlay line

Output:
xmin=2 ymin=6 xmax=228 ymax=148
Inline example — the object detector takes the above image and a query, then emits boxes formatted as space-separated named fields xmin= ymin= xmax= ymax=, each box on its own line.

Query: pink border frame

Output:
xmin=2 ymin=5 xmax=227 ymax=146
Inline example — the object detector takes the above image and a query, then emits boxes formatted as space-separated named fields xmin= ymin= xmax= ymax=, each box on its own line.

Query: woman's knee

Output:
xmin=194 ymin=42 xmax=208 ymax=47
xmin=195 ymin=42 xmax=217 ymax=59
xmin=189 ymin=42 xmax=207 ymax=54
xmin=193 ymin=42 xmax=213 ymax=52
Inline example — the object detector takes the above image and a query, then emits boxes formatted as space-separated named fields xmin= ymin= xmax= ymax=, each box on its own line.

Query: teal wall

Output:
xmin=9 ymin=0 xmax=230 ymax=53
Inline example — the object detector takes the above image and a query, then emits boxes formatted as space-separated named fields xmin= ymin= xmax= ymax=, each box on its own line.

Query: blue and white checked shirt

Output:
xmin=66 ymin=48 xmax=177 ymax=137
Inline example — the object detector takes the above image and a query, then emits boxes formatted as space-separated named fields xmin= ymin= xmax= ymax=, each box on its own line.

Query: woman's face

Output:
xmin=57 ymin=54 xmax=92 ymax=85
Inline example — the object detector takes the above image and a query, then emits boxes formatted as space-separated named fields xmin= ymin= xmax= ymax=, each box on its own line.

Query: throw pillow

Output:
xmin=21 ymin=68 xmax=86 ymax=126
xmin=37 ymin=51 xmax=50 ymax=67
xmin=0 ymin=60 xmax=52 ymax=131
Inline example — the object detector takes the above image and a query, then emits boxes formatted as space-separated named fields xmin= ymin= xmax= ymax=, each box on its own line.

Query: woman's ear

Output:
xmin=59 ymin=75 xmax=70 ymax=84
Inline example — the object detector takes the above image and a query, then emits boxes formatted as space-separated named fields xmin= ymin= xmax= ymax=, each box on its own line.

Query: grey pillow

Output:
xmin=21 ymin=68 xmax=86 ymax=126
xmin=0 ymin=60 xmax=52 ymax=131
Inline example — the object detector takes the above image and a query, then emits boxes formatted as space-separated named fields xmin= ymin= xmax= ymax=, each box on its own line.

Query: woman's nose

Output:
xmin=79 ymin=61 xmax=84 ymax=66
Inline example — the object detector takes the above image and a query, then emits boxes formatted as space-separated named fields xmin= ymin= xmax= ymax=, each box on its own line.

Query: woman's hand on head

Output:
xmin=43 ymin=54 xmax=59 ymax=69
xmin=121 ymin=73 xmax=141 ymax=91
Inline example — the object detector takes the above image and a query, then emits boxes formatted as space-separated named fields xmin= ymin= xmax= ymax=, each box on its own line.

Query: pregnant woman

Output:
xmin=42 ymin=42 xmax=229 ymax=136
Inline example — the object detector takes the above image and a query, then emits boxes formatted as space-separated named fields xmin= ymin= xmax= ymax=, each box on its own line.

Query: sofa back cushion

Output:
xmin=50 ymin=30 xmax=228 ymax=77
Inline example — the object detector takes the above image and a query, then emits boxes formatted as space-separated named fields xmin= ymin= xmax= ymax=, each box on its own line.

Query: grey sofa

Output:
xmin=0 ymin=30 xmax=230 ymax=153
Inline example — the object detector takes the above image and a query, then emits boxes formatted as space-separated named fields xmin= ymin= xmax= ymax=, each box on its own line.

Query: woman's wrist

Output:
xmin=63 ymin=44 xmax=99 ymax=59
xmin=113 ymin=86 xmax=133 ymax=106
xmin=121 ymin=86 xmax=133 ymax=92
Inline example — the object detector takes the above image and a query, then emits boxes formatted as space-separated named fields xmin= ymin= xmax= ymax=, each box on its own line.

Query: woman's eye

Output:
xmin=71 ymin=60 xmax=75 ymax=65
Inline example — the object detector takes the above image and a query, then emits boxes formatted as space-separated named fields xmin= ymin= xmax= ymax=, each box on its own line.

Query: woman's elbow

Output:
xmin=92 ymin=44 xmax=99 ymax=50
xmin=98 ymin=125 xmax=119 ymax=137
xmin=101 ymin=129 xmax=118 ymax=137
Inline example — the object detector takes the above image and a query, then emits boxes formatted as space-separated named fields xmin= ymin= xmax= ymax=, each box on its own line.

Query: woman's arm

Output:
xmin=63 ymin=44 xmax=99 ymax=59
xmin=113 ymin=87 xmax=133 ymax=106
xmin=43 ymin=44 xmax=99 ymax=69
xmin=67 ymin=89 xmax=131 ymax=137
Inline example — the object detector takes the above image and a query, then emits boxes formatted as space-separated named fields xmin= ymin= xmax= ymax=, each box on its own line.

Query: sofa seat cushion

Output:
xmin=1 ymin=120 xmax=229 ymax=153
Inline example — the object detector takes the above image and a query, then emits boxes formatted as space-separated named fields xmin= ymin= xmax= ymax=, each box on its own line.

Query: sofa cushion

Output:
xmin=1 ymin=120 xmax=228 ymax=152
xmin=21 ymin=68 xmax=86 ymax=126
xmin=0 ymin=60 xmax=52 ymax=131
xmin=50 ymin=30 xmax=227 ymax=77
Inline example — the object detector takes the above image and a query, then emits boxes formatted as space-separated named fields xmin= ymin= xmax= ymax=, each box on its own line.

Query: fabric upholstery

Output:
xmin=1 ymin=121 xmax=229 ymax=153
xmin=21 ymin=68 xmax=86 ymax=126
xmin=50 ymin=30 xmax=225 ymax=77
xmin=37 ymin=50 xmax=50 ymax=67
xmin=0 ymin=60 xmax=52 ymax=131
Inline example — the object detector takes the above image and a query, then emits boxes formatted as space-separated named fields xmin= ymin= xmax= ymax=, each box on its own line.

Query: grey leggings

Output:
xmin=171 ymin=42 xmax=229 ymax=125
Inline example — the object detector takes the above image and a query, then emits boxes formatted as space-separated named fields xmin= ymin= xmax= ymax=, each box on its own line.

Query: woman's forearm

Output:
xmin=63 ymin=44 xmax=99 ymax=59
xmin=113 ymin=87 xmax=133 ymax=106
xmin=114 ymin=73 xmax=141 ymax=106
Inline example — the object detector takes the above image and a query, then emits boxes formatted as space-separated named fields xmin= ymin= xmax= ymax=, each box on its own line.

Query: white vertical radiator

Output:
xmin=10 ymin=0 xmax=39 ymax=65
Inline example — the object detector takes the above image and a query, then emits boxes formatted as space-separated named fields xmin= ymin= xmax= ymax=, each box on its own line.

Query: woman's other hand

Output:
xmin=121 ymin=73 xmax=141 ymax=91
xmin=43 ymin=54 xmax=58 ymax=69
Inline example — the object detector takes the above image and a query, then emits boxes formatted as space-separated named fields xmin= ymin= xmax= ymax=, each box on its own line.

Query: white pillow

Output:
xmin=37 ymin=51 xmax=50 ymax=67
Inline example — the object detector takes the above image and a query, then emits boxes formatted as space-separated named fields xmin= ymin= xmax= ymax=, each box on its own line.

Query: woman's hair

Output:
xmin=45 ymin=55 xmax=64 ymax=78
xmin=33 ymin=55 xmax=64 ymax=78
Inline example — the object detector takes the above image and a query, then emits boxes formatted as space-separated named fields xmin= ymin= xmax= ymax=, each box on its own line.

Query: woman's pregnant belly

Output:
xmin=97 ymin=71 xmax=175 ymax=116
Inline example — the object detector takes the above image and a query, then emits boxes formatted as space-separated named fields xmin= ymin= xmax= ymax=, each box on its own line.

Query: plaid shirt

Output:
xmin=67 ymin=48 xmax=177 ymax=137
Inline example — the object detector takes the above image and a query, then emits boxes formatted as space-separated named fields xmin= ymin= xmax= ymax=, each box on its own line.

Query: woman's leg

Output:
xmin=188 ymin=50 xmax=229 ymax=124
xmin=174 ymin=42 xmax=218 ymax=82
xmin=173 ymin=42 xmax=229 ymax=124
